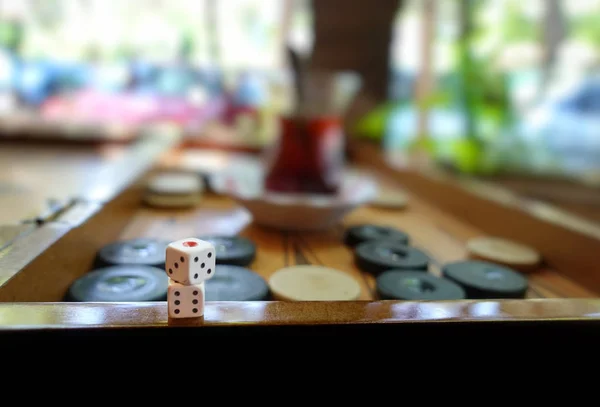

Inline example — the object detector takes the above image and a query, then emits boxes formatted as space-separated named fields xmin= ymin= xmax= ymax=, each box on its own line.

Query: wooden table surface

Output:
xmin=0 ymin=126 xmax=179 ymax=225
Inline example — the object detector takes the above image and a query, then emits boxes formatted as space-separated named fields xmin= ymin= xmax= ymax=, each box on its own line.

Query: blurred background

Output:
xmin=1 ymin=0 xmax=600 ymax=210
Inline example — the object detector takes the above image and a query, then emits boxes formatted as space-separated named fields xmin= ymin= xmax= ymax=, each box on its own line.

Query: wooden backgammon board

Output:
xmin=1 ymin=136 xmax=600 ymax=348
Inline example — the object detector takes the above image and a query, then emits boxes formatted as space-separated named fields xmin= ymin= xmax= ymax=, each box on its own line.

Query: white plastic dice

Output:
xmin=168 ymin=280 xmax=205 ymax=318
xmin=165 ymin=238 xmax=216 ymax=285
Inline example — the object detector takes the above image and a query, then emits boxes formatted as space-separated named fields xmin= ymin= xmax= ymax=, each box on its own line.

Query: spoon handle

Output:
xmin=287 ymin=45 xmax=305 ymax=115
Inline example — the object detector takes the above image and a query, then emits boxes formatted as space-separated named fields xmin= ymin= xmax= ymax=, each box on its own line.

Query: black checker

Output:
xmin=376 ymin=270 xmax=466 ymax=301
xmin=94 ymin=238 xmax=168 ymax=269
xmin=441 ymin=260 xmax=528 ymax=299
xmin=66 ymin=265 xmax=168 ymax=302
xmin=205 ymin=265 xmax=269 ymax=301
xmin=197 ymin=235 xmax=256 ymax=266
xmin=355 ymin=240 xmax=429 ymax=275
xmin=344 ymin=224 xmax=410 ymax=247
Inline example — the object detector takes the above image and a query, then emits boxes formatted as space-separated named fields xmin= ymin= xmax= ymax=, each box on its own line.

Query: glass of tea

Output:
xmin=263 ymin=69 xmax=361 ymax=195
xmin=263 ymin=114 xmax=344 ymax=195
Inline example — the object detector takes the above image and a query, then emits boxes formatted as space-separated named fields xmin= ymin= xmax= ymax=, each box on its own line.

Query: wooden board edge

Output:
xmin=0 ymin=299 xmax=599 ymax=329
xmin=0 ymin=185 xmax=145 ymax=301
xmin=0 ymin=223 xmax=72 ymax=288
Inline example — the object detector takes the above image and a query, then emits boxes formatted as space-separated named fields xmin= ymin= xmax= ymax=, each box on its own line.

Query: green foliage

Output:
xmin=417 ymin=90 xmax=454 ymax=111
xmin=114 ymin=45 xmax=135 ymax=61
xmin=407 ymin=137 xmax=437 ymax=155
xmin=408 ymin=0 xmax=517 ymax=174
xmin=451 ymin=0 xmax=514 ymax=142
xmin=178 ymin=32 xmax=195 ymax=61
xmin=501 ymin=0 xmax=539 ymax=43
xmin=449 ymin=138 xmax=484 ymax=173
xmin=570 ymin=14 xmax=600 ymax=47
xmin=0 ymin=20 xmax=24 ymax=52
xmin=353 ymin=102 xmax=399 ymax=141
xmin=30 ymin=0 xmax=63 ymax=30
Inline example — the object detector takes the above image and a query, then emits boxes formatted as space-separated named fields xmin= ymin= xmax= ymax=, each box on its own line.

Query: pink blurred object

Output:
xmin=41 ymin=90 xmax=225 ymax=127
xmin=218 ymin=91 xmax=259 ymax=125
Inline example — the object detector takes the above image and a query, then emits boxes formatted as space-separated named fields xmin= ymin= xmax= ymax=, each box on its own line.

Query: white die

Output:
xmin=165 ymin=238 xmax=216 ymax=284
xmin=168 ymin=280 xmax=205 ymax=318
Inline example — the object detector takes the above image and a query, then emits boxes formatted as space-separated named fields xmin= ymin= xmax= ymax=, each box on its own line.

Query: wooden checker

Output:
xmin=143 ymin=172 xmax=204 ymax=208
xmin=370 ymin=189 xmax=408 ymax=209
xmin=466 ymin=236 xmax=541 ymax=273
xmin=268 ymin=265 xmax=362 ymax=301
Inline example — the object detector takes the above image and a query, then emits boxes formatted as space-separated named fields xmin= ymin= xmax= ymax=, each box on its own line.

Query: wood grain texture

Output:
xmin=1 ymin=299 xmax=600 ymax=329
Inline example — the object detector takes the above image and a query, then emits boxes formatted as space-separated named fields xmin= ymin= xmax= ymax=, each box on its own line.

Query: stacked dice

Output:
xmin=165 ymin=238 xmax=216 ymax=318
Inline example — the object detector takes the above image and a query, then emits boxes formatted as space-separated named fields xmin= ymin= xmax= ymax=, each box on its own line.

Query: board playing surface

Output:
xmin=1 ymin=140 xmax=598 ymax=303
xmin=118 ymin=169 xmax=596 ymax=301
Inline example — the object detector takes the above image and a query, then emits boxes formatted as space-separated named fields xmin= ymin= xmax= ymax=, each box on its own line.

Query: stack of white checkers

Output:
xmin=165 ymin=238 xmax=217 ymax=318
xmin=143 ymin=172 xmax=204 ymax=208
xmin=370 ymin=187 xmax=408 ymax=209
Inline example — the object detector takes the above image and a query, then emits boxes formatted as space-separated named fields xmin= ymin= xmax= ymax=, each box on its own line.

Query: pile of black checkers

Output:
xmin=65 ymin=235 xmax=270 ymax=302
xmin=344 ymin=224 xmax=529 ymax=300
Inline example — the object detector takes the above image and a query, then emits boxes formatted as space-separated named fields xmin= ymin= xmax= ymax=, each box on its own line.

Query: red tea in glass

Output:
xmin=264 ymin=115 xmax=344 ymax=195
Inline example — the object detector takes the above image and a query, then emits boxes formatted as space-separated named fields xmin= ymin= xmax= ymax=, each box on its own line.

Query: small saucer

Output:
xmin=211 ymin=163 xmax=376 ymax=231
